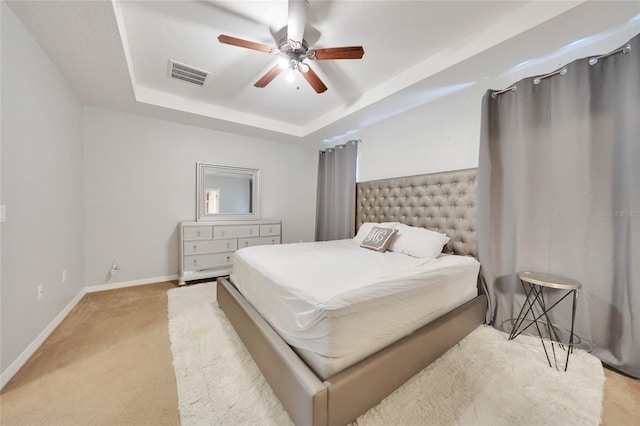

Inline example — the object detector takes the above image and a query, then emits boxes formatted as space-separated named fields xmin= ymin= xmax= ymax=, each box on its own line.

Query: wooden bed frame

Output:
xmin=217 ymin=168 xmax=486 ymax=425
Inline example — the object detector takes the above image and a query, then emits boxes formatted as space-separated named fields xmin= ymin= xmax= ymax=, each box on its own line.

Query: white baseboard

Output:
xmin=1 ymin=287 xmax=86 ymax=390
xmin=85 ymin=274 xmax=178 ymax=293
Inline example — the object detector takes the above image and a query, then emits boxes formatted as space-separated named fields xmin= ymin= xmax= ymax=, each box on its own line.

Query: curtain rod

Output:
xmin=491 ymin=42 xmax=632 ymax=98
xmin=491 ymin=86 xmax=516 ymax=98
xmin=589 ymin=43 xmax=631 ymax=65
xmin=321 ymin=139 xmax=360 ymax=153
xmin=533 ymin=67 xmax=567 ymax=85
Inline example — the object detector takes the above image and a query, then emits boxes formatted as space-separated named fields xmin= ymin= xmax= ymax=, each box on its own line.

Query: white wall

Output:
xmin=1 ymin=3 xmax=85 ymax=372
xmin=83 ymin=107 xmax=318 ymax=286
xmin=357 ymin=85 xmax=482 ymax=181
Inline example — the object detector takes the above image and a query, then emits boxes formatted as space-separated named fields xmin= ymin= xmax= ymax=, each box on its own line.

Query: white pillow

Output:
xmin=353 ymin=222 xmax=399 ymax=245
xmin=387 ymin=223 xmax=450 ymax=258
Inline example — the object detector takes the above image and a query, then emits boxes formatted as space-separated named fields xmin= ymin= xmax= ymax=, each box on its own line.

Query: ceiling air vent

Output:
xmin=168 ymin=60 xmax=209 ymax=86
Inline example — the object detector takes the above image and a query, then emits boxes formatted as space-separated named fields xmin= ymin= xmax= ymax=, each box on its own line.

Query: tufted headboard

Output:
xmin=356 ymin=168 xmax=478 ymax=258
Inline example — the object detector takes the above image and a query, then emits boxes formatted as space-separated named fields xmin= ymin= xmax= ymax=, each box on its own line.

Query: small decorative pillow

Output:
xmin=353 ymin=222 xmax=399 ymax=245
xmin=360 ymin=226 xmax=398 ymax=252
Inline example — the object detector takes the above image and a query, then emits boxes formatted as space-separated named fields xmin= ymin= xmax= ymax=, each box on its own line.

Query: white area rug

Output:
xmin=167 ymin=282 xmax=604 ymax=426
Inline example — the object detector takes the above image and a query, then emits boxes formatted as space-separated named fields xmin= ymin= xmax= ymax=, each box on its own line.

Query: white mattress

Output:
xmin=231 ymin=240 xmax=479 ymax=375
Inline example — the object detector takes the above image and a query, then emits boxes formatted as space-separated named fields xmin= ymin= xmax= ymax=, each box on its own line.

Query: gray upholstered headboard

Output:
xmin=356 ymin=168 xmax=478 ymax=258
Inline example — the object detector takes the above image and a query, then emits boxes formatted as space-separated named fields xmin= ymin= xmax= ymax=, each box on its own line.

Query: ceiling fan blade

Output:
xmin=218 ymin=34 xmax=275 ymax=54
xmin=254 ymin=65 xmax=283 ymax=88
xmin=300 ymin=65 xmax=327 ymax=94
xmin=287 ymin=0 xmax=307 ymax=47
xmin=309 ymin=46 xmax=365 ymax=60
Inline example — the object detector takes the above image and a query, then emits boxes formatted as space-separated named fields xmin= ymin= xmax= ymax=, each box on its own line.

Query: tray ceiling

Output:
xmin=7 ymin=1 xmax=640 ymax=143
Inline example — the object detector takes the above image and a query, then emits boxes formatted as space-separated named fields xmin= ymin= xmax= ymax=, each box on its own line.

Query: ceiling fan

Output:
xmin=217 ymin=0 xmax=364 ymax=94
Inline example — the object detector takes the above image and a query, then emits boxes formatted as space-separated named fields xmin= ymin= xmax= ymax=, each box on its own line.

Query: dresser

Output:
xmin=179 ymin=219 xmax=281 ymax=285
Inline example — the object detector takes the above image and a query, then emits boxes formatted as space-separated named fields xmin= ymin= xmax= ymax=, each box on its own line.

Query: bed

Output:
xmin=217 ymin=168 xmax=486 ymax=425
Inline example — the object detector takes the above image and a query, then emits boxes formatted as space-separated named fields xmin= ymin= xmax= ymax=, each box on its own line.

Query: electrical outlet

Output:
xmin=37 ymin=285 xmax=44 ymax=300
xmin=62 ymin=270 xmax=67 ymax=283
xmin=110 ymin=259 xmax=120 ymax=275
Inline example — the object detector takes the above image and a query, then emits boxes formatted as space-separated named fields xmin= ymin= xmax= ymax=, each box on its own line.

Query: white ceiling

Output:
xmin=118 ymin=1 xmax=526 ymax=129
xmin=6 ymin=1 xmax=640 ymax=145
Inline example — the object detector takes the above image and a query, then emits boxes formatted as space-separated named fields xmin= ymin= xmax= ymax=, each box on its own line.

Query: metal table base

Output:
xmin=509 ymin=271 xmax=581 ymax=371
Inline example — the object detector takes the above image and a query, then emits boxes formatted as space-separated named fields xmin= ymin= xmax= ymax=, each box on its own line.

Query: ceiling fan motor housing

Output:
xmin=279 ymin=38 xmax=310 ymax=70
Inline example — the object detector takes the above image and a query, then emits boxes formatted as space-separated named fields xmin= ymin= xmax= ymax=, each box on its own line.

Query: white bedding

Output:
xmin=230 ymin=239 xmax=480 ymax=372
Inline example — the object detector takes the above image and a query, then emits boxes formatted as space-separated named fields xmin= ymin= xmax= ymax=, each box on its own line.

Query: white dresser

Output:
xmin=179 ymin=219 xmax=281 ymax=285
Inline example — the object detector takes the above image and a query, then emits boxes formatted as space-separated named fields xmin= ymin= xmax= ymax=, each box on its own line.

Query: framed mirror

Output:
xmin=196 ymin=163 xmax=261 ymax=221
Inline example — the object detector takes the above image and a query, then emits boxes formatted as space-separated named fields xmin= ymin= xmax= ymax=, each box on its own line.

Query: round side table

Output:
xmin=508 ymin=271 xmax=582 ymax=371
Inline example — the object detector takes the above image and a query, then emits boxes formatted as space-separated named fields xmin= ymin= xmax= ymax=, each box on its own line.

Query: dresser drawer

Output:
xmin=238 ymin=236 xmax=281 ymax=249
xmin=183 ymin=239 xmax=237 ymax=255
xmin=183 ymin=226 xmax=213 ymax=241
xmin=184 ymin=252 xmax=234 ymax=271
xmin=259 ymin=224 xmax=281 ymax=236
xmin=213 ymin=225 xmax=259 ymax=239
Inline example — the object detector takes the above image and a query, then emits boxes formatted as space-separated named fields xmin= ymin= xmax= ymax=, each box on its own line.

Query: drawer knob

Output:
xmin=249 ymin=229 xmax=253 ymax=234
xmin=193 ymin=259 xmax=197 ymax=266
xmin=193 ymin=245 xmax=197 ymax=252
xmin=226 ymin=256 xmax=230 ymax=263
xmin=271 ymin=239 xmax=275 ymax=244
xmin=226 ymin=242 xmax=230 ymax=249
xmin=196 ymin=231 xmax=201 ymax=237
xmin=244 ymin=241 xmax=249 ymax=247
xmin=221 ymin=230 xmax=225 ymax=236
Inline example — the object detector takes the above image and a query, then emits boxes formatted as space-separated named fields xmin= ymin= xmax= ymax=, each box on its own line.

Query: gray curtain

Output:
xmin=478 ymin=34 xmax=639 ymax=377
xmin=316 ymin=140 xmax=358 ymax=241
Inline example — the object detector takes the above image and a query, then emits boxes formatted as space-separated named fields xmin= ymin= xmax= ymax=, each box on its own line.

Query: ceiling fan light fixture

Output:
xmin=286 ymin=69 xmax=295 ymax=82
xmin=278 ymin=57 xmax=290 ymax=69
xmin=298 ymin=62 xmax=310 ymax=73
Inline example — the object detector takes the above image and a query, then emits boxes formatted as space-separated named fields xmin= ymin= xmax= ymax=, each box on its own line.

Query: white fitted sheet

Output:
xmin=293 ymin=270 xmax=478 ymax=379
xmin=231 ymin=239 xmax=479 ymax=370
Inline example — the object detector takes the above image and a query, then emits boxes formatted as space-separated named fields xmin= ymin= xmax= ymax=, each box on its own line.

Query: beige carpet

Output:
xmin=0 ymin=282 xmax=638 ymax=426
xmin=168 ymin=282 xmax=606 ymax=426
xmin=0 ymin=282 xmax=180 ymax=426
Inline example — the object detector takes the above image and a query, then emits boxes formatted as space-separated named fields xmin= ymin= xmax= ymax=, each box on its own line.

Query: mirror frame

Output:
xmin=196 ymin=162 xmax=261 ymax=221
